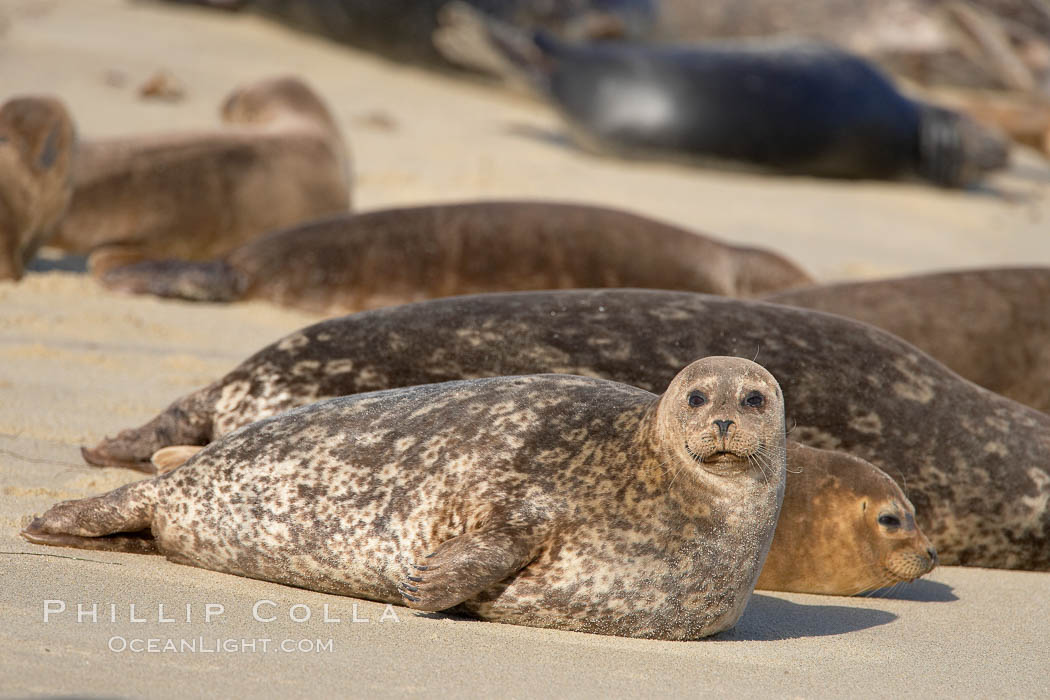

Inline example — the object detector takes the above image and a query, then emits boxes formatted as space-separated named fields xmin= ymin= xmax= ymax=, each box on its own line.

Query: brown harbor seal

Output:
xmin=28 ymin=358 xmax=787 ymax=640
xmin=96 ymin=201 xmax=812 ymax=311
xmin=767 ymin=267 xmax=1050 ymax=413
xmin=0 ymin=96 xmax=76 ymax=281
xmin=756 ymin=444 xmax=936 ymax=595
xmin=46 ymin=75 xmax=350 ymax=275
xmin=435 ymin=3 xmax=1008 ymax=186
xmin=83 ymin=289 xmax=1050 ymax=570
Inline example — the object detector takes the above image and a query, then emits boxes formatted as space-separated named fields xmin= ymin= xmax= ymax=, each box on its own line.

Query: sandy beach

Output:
xmin=1 ymin=0 xmax=1049 ymax=697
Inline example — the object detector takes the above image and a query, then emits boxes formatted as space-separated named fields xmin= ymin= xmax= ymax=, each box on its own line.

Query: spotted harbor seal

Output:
xmin=96 ymin=201 xmax=813 ymax=311
xmin=436 ymin=3 xmax=1008 ymax=186
xmin=84 ymin=289 xmax=1050 ymax=570
xmin=28 ymin=358 xmax=787 ymax=640
xmin=0 ymin=96 xmax=76 ymax=281
xmin=767 ymin=267 xmax=1050 ymax=413
xmin=47 ymin=76 xmax=350 ymax=275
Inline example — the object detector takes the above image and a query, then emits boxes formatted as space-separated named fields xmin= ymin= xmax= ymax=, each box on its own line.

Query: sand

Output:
xmin=1 ymin=1 xmax=1048 ymax=697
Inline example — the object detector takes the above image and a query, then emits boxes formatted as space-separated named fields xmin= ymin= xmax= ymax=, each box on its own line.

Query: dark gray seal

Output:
xmin=436 ymin=3 xmax=1009 ymax=186
xmin=96 ymin=201 xmax=813 ymax=312
xmin=767 ymin=267 xmax=1050 ymax=413
xmin=28 ymin=358 xmax=787 ymax=640
xmin=82 ymin=289 xmax=1050 ymax=570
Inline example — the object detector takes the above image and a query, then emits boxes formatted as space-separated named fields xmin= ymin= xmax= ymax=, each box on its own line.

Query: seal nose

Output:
xmin=713 ymin=419 xmax=734 ymax=437
xmin=927 ymin=547 xmax=938 ymax=565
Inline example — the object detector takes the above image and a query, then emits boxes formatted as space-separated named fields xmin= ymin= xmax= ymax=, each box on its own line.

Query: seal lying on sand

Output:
xmin=435 ymin=3 xmax=1008 ymax=186
xmin=0 ymin=96 xmax=76 ymax=281
xmin=83 ymin=290 xmax=1050 ymax=570
xmin=767 ymin=267 xmax=1050 ymax=413
xmin=28 ymin=358 xmax=787 ymax=640
xmin=96 ymin=201 xmax=812 ymax=311
xmin=48 ymin=76 xmax=350 ymax=275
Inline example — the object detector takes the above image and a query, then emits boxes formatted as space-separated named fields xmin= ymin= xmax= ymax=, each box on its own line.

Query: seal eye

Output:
xmin=687 ymin=391 xmax=706 ymax=407
xmin=878 ymin=514 xmax=901 ymax=528
xmin=743 ymin=391 xmax=765 ymax=408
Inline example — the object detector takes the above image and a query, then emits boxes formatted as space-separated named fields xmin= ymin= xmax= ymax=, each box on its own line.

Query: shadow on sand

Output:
xmin=717 ymin=594 xmax=897 ymax=641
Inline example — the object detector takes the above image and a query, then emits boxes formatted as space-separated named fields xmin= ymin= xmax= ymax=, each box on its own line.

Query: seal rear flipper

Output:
xmin=82 ymin=390 xmax=215 ymax=472
xmin=21 ymin=480 xmax=159 ymax=554
xmin=97 ymin=258 xmax=246 ymax=303
xmin=398 ymin=524 xmax=546 ymax=612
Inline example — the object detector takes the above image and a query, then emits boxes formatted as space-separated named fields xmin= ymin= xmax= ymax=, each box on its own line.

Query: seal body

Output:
xmin=768 ymin=267 xmax=1050 ymax=413
xmin=96 ymin=201 xmax=812 ymax=311
xmin=438 ymin=5 xmax=1008 ymax=186
xmin=30 ymin=359 xmax=788 ymax=640
xmin=0 ymin=96 xmax=76 ymax=281
xmin=83 ymin=289 xmax=1050 ymax=570
xmin=48 ymin=76 xmax=350 ymax=274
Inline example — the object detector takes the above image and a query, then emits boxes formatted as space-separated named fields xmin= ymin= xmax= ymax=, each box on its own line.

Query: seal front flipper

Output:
xmin=21 ymin=480 xmax=160 ymax=554
xmin=398 ymin=523 xmax=548 ymax=612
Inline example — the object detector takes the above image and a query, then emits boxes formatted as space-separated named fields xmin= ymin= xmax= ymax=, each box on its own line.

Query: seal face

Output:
xmin=47 ymin=75 xmax=350 ymax=275
xmin=0 ymin=96 xmax=76 ymax=281
xmin=757 ymin=445 xmax=937 ymax=595
xmin=95 ymin=201 xmax=812 ymax=310
xmin=28 ymin=358 xmax=787 ymax=640
xmin=81 ymin=289 xmax=1050 ymax=570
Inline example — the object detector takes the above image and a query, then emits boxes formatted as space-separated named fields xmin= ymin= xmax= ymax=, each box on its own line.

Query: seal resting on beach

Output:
xmin=0 ymin=96 xmax=76 ymax=281
xmin=767 ymin=267 xmax=1050 ymax=413
xmin=95 ymin=201 xmax=812 ymax=311
xmin=82 ymin=289 xmax=1050 ymax=570
xmin=435 ymin=3 xmax=1008 ymax=186
xmin=28 ymin=358 xmax=787 ymax=640
xmin=48 ymin=75 xmax=350 ymax=275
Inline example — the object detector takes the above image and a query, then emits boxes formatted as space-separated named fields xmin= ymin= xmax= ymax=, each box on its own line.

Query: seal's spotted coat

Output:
xmin=29 ymin=359 xmax=787 ymax=640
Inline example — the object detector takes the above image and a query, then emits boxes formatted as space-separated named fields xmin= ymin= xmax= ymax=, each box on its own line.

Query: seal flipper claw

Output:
xmin=400 ymin=524 xmax=547 ymax=612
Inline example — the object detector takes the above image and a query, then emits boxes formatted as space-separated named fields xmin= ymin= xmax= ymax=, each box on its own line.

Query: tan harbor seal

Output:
xmin=767 ymin=267 xmax=1050 ymax=413
xmin=757 ymin=444 xmax=936 ymax=595
xmin=0 ymin=96 xmax=76 ymax=281
xmin=47 ymin=75 xmax=350 ymax=275
xmin=28 ymin=358 xmax=787 ymax=640
xmin=96 ymin=201 xmax=812 ymax=311
xmin=83 ymin=289 xmax=1050 ymax=570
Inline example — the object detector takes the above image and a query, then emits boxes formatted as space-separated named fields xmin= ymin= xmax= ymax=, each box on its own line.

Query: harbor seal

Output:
xmin=47 ymin=75 xmax=350 ymax=275
xmin=767 ymin=267 xmax=1050 ymax=413
xmin=29 ymin=358 xmax=788 ymax=640
xmin=0 ymin=96 xmax=76 ymax=281
xmin=757 ymin=444 xmax=936 ymax=595
xmin=436 ymin=4 xmax=1008 ymax=186
xmin=95 ymin=201 xmax=812 ymax=311
xmin=83 ymin=289 xmax=1050 ymax=570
